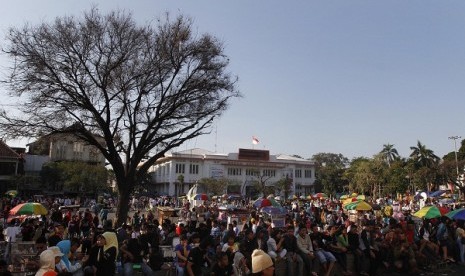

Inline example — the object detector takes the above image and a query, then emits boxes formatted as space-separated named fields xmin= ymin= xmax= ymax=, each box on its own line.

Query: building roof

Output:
xmin=171 ymin=148 xmax=217 ymax=156
xmin=276 ymin=154 xmax=314 ymax=163
xmin=0 ymin=140 xmax=20 ymax=159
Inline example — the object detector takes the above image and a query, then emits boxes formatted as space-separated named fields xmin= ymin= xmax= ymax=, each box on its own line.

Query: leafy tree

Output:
xmin=275 ymin=176 xmax=293 ymax=199
xmin=384 ymin=159 xmax=409 ymax=195
xmin=248 ymin=169 xmax=274 ymax=197
xmin=344 ymin=156 xmax=387 ymax=197
xmin=442 ymin=139 xmax=465 ymax=195
xmin=409 ymin=141 xmax=440 ymax=168
xmin=312 ymin=153 xmax=349 ymax=195
xmin=380 ymin=143 xmax=399 ymax=167
xmin=0 ymin=9 xmax=239 ymax=225
xmin=409 ymin=141 xmax=440 ymax=192
xmin=41 ymin=161 xmax=108 ymax=194
xmin=197 ymin=177 xmax=229 ymax=196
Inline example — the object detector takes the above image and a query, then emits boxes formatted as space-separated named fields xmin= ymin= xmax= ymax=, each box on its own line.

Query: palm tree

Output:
xmin=380 ymin=143 xmax=399 ymax=167
xmin=409 ymin=140 xmax=440 ymax=168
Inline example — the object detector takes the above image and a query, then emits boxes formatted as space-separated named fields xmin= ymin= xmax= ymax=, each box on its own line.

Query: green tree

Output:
xmin=275 ymin=176 xmax=293 ymax=200
xmin=197 ymin=177 xmax=229 ymax=196
xmin=0 ymin=9 xmax=239 ymax=225
xmin=380 ymin=143 xmax=399 ymax=167
xmin=384 ymin=159 xmax=409 ymax=195
xmin=41 ymin=161 xmax=108 ymax=194
xmin=410 ymin=141 xmax=440 ymax=168
xmin=312 ymin=153 xmax=349 ymax=195
xmin=409 ymin=141 xmax=440 ymax=191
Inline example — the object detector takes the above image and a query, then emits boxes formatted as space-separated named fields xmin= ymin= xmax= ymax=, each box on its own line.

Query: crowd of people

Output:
xmin=0 ymin=194 xmax=464 ymax=276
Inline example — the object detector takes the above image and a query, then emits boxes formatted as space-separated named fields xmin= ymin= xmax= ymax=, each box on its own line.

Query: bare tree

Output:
xmin=0 ymin=9 xmax=239 ymax=225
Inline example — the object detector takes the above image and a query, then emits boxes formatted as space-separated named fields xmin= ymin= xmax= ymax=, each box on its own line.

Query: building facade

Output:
xmin=28 ymin=133 xmax=106 ymax=166
xmin=0 ymin=140 xmax=22 ymax=193
xmin=150 ymin=148 xmax=316 ymax=197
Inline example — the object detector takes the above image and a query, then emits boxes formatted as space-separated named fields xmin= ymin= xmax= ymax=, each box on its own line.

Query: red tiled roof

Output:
xmin=0 ymin=140 xmax=20 ymax=158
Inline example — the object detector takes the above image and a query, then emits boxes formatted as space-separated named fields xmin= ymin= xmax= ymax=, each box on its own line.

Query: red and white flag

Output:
xmin=252 ymin=136 xmax=259 ymax=145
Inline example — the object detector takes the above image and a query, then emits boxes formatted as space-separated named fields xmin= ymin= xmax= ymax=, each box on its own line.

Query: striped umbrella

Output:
xmin=344 ymin=200 xmax=372 ymax=211
xmin=9 ymin=202 xmax=48 ymax=216
xmin=446 ymin=208 xmax=465 ymax=220
xmin=413 ymin=206 xmax=446 ymax=219
xmin=313 ymin=193 xmax=328 ymax=199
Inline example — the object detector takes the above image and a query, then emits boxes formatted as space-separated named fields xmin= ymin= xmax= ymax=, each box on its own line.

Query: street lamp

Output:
xmin=448 ymin=136 xmax=461 ymax=177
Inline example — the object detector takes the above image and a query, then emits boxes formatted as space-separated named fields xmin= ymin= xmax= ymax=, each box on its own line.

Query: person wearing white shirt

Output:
xmin=296 ymin=226 xmax=318 ymax=276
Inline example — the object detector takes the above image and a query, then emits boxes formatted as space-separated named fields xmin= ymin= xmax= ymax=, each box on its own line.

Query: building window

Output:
xmin=189 ymin=164 xmax=199 ymax=175
xmin=263 ymin=169 xmax=276 ymax=177
xmin=304 ymin=169 xmax=312 ymax=178
xmin=73 ymin=142 xmax=84 ymax=153
xmin=295 ymin=169 xmax=302 ymax=178
xmin=227 ymin=168 xmax=242 ymax=176
xmin=246 ymin=169 xmax=259 ymax=176
xmin=175 ymin=163 xmax=185 ymax=174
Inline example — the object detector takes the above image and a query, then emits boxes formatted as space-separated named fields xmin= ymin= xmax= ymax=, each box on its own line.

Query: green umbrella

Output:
xmin=9 ymin=202 xmax=48 ymax=216
xmin=5 ymin=190 xmax=17 ymax=197
xmin=413 ymin=206 xmax=442 ymax=219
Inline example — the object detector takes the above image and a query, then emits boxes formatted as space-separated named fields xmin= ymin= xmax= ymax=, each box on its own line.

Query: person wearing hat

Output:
xmin=83 ymin=232 xmax=118 ymax=276
xmin=35 ymin=249 xmax=59 ymax=276
xmin=251 ymin=249 xmax=274 ymax=276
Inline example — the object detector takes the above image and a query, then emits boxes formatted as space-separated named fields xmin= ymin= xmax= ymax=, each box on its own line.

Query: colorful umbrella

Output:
xmin=268 ymin=197 xmax=281 ymax=207
xmin=9 ymin=202 xmax=48 ymax=216
xmin=193 ymin=194 xmax=208 ymax=200
xmin=342 ymin=197 xmax=358 ymax=205
xmin=340 ymin=195 xmax=349 ymax=200
xmin=344 ymin=200 xmax=372 ymax=211
xmin=253 ymin=198 xmax=272 ymax=208
xmin=413 ymin=206 xmax=445 ymax=219
xmin=446 ymin=208 xmax=465 ymax=220
xmin=313 ymin=193 xmax=328 ymax=199
xmin=356 ymin=195 xmax=366 ymax=200
xmin=261 ymin=206 xmax=287 ymax=215
xmin=5 ymin=190 xmax=18 ymax=197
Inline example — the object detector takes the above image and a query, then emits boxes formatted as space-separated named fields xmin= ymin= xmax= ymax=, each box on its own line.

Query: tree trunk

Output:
xmin=115 ymin=186 xmax=131 ymax=227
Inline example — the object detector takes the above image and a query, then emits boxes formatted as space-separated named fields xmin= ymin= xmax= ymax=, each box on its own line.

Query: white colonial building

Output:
xmin=150 ymin=148 xmax=316 ymax=197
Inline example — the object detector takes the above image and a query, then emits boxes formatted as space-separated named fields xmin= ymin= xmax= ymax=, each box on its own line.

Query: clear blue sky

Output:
xmin=1 ymin=1 xmax=465 ymax=160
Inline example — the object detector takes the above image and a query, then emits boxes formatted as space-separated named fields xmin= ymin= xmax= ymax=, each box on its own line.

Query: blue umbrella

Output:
xmin=429 ymin=190 xmax=446 ymax=198
xmin=446 ymin=208 xmax=465 ymax=220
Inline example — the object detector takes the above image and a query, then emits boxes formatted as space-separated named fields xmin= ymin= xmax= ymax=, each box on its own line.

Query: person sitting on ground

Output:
xmin=310 ymin=225 xmax=337 ymax=276
xmin=296 ymin=224 xmax=318 ymax=276
xmin=282 ymin=225 xmax=304 ymax=276
xmin=35 ymin=250 xmax=57 ymax=276
xmin=48 ymin=223 xmax=65 ymax=247
xmin=266 ymin=228 xmax=287 ymax=260
xmin=56 ymin=239 xmax=84 ymax=276
xmin=186 ymin=237 xmax=213 ymax=276
xmin=120 ymin=236 xmax=154 ymax=276
xmin=251 ymin=249 xmax=274 ymax=276
xmin=174 ymin=234 xmax=191 ymax=276
xmin=83 ymin=232 xmax=118 ymax=276
xmin=210 ymin=252 xmax=233 ymax=276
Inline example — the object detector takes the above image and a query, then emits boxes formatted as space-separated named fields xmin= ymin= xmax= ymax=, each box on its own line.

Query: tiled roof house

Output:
xmin=0 ymin=140 xmax=21 ymax=190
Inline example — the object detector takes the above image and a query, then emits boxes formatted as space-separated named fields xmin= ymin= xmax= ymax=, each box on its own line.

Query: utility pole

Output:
xmin=449 ymin=136 xmax=461 ymax=198
xmin=448 ymin=136 xmax=461 ymax=176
